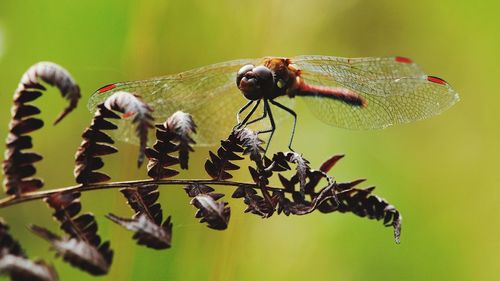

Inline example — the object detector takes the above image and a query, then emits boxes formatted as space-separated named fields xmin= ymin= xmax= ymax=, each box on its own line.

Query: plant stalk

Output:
xmin=0 ymin=178 xmax=286 ymax=208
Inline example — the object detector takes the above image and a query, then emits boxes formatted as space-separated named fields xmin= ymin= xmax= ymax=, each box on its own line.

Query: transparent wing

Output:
xmin=88 ymin=59 xmax=255 ymax=145
xmin=292 ymin=55 xmax=459 ymax=129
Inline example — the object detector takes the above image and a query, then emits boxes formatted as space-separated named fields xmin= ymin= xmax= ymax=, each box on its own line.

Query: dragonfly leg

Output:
xmin=269 ymin=99 xmax=297 ymax=152
xmin=246 ymin=102 xmax=268 ymax=126
xmin=235 ymin=100 xmax=261 ymax=130
xmin=235 ymin=100 xmax=255 ymax=127
xmin=258 ymin=99 xmax=276 ymax=153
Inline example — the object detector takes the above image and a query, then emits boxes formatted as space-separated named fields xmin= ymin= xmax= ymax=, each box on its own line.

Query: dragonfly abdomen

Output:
xmin=294 ymin=82 xmax=367 ymax=107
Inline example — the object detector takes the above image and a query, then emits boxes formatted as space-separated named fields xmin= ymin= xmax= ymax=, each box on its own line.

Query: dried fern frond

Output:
xmin=165 ymin=111 xmax=196 ymax=169
xmin=30 ymin=225 xmax=111 ymax=276
xmin=74 ymin=92 xmax=154 ymax=184
xmin=107 ymin=214 xmax=172 ymax=250
xmin=103 ymin=91 xmax=154 ymax=167
xmin=236 ymin=128 xmax=265 ymax=165
xmin=275 ymin=153 xmax=336 ymax=196
xmin=318 ymin=154 xmax=344 ymax=173
xmin=286 ymin=152 xmax=311 ymax=194
xmin=145 ymin=123 xmax=180 ymax=180
xmin=74 ymin=104 xmax=119 ymax=185
xmin=0 ymin=220 xmax=58 ymax=281
xmin=185 ymin=184 xmax=230 ymax=230
xmin=234 ymin=151 xmax=337 ymax=218
xmin=16 ymin=62 xmax=80 ymax=125
xmin=232 ymin=186 xmax=277 ymax=217
xmin=31 ymin=192 xmax=113 ymax=275
xmin=106 ymin=184 xmax=172 ymax=249
xmin=204 ymin=131 xmax=245 ymax=180
xmin=3 ymin=62 xmax=81 ymax=196
xmin=145 ymin=111 xmax=196 ymax=179
xmin=334 ymin=187 xmax=402 ymax=244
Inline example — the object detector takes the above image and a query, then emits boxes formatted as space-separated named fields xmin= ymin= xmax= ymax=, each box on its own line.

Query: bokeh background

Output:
xmin=0 ymin=0 xmax=498 ymax=280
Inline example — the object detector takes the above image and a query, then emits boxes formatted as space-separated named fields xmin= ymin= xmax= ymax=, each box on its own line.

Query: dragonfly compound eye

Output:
xmin=237 ymin=65 xmax=274 ymax=100
xmin=236 ymin=65 xmax=254 ymax=86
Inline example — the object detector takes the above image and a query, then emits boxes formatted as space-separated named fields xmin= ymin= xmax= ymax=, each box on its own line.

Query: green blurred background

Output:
xmin=0 ymin=0 xmax=498 ymax=280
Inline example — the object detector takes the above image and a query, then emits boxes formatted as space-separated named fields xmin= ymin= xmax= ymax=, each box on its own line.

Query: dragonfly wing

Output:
xmin=292 ymin=55 xmax=459 ymax=129
xmin=293 ymin=55 xmax=427 ymax=80
xmin=88 ymin=59 xmax=255 ymax=145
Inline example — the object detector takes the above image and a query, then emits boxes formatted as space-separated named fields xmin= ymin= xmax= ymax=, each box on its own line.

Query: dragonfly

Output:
xmin=88 ymin=55 xmax=459 ymax=151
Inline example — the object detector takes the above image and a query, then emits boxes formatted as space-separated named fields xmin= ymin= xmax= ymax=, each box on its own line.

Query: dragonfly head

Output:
xmin=236 ymin=64 xmax=275 ymax=100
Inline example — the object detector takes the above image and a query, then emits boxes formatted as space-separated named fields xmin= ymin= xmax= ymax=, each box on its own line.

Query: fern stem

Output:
xmin=0 ymin=179 xmax=285 ymax=208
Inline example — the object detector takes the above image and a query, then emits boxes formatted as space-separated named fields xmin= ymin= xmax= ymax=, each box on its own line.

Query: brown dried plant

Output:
xmin=0 ymin=62 xmax=402 ymax=280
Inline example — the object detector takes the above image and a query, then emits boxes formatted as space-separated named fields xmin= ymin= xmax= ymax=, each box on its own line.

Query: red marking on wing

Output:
xmin=395 ymin=56 xmax=413 ymax=64
xmin=427 ymin=76 xmax=447 ymax=85
xmin=96 ymin=84 xmax=116 ymax=93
